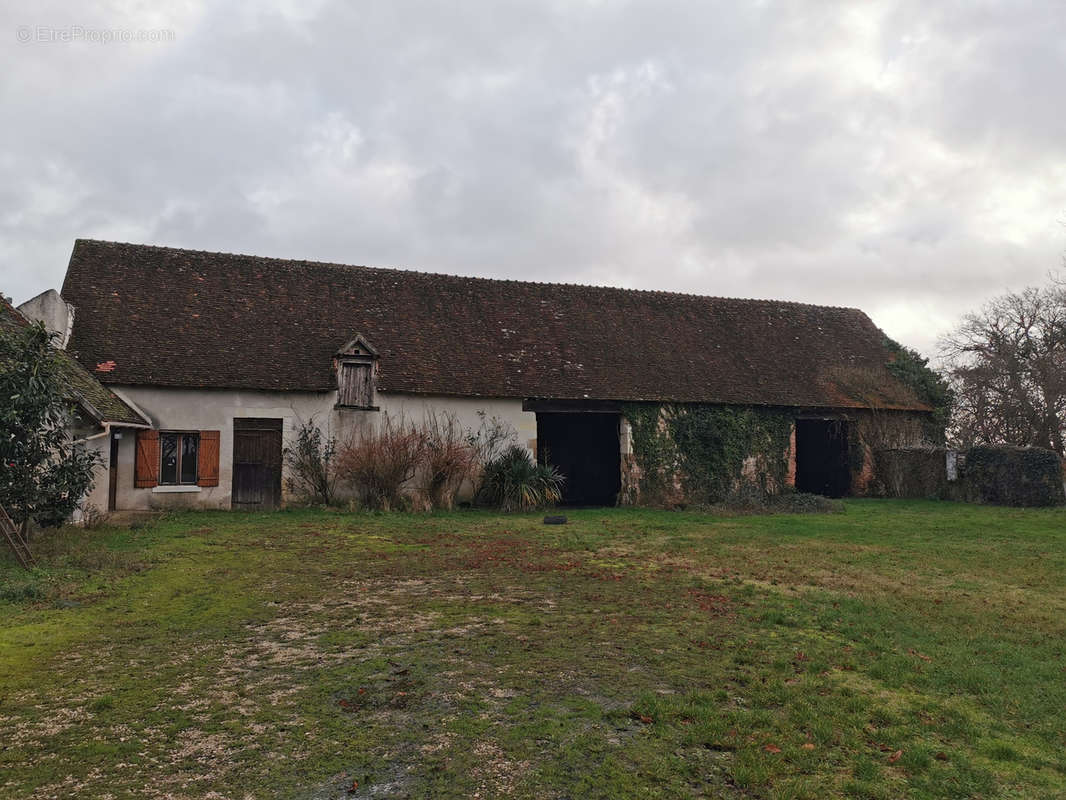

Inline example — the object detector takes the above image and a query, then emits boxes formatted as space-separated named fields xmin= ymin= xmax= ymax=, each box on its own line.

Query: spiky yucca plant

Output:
xmin=477 ymin=446 xmax=564 ymax=511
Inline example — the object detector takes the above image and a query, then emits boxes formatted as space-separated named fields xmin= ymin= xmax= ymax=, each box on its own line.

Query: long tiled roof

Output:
xmin=61 ymin=239 xmax=928 ymax=410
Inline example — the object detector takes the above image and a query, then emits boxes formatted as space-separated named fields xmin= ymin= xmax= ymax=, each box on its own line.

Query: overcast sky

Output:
xmin=2 ymin=1 xmax=1065 ymax=357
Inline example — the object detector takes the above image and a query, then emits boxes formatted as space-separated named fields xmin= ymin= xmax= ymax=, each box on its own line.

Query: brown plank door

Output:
xmin=231 ymin=418 xmax=283 ymax=510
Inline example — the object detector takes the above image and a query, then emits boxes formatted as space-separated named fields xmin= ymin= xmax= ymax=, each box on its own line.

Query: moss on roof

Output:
xmin=1 ymin=297 xmax=147 ymax=426
xmin=61 ymin=239 xmax=929 ymax=411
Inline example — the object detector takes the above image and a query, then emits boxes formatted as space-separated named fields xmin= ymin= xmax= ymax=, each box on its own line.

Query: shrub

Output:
xmin=0 ymin=321 xmax=99 ymax=529
xmin=873 ymin=448 xmax=948 ymax=499
xmin=477 ymin=445 xmax=564 ymax=511
xmin=961 ymin=446 xmax=1064 ymax=507
xmin=283 ymin=418 xmax=338 ymax=505
xmin=336 ymin=413 xmax=425 ymax=510
xmin=466 ymin=411 xmax=518 ymax=466
xmin=883 ymin=338 xmax=954 ymax=445
xmin=420 ymin=410 xmax=478 ymax=510
xmin=78 ymin=503 xmax=110 ymax=529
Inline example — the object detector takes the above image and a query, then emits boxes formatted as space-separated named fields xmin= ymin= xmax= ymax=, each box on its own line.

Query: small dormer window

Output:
xmin=338 ymin=359 xmax=374 ymax=407
xmin=335 ymin=335 xmax=379 ymax=410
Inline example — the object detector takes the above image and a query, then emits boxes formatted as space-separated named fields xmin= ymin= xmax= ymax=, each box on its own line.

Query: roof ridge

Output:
xmin=72 ymin=238 xmax=864 ymax=313
xmin=63 ymin=238 xmax=925 ymax=409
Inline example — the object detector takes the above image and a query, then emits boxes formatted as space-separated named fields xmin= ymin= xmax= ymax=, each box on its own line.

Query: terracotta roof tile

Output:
xmin=61 ymin=239 xmax=927 ymax=410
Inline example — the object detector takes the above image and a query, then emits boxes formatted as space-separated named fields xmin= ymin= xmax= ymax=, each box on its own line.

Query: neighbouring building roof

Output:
xmin=0 ymin=296 xmax=149 ymax=427
xmin=61 ymin=239 xmax=928 ymax=411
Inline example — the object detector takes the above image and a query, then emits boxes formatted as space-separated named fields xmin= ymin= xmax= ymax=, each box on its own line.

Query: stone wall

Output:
xmin=619 ymin=403 xmax=932 ymax=506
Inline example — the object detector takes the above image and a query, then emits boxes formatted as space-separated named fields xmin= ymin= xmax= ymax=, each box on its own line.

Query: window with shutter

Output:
xmin=198 ymin=430 xmax=220 ymax=487
xmin=134 ymin=429 xmax=160 ymax=488
xmin=334 ymin=335 xmax=379 ymax=410
xmin=158 ymin=432 xmax=199 ymax=485
xmin=338 ymin=361 xmax=373 ymax=407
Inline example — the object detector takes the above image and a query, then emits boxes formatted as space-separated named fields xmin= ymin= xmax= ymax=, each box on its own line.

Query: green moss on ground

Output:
xmin=1 ymin=502 xmax=1065 ymax=798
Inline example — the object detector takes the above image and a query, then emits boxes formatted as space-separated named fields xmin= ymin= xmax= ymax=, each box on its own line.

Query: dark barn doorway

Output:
xmin=232 ymin=418 xmax=283 ymax=510
xmin=794 ymin=419 xmax=851 ymax=497
xmin=537 ymin=413 xmax=621 ymax=506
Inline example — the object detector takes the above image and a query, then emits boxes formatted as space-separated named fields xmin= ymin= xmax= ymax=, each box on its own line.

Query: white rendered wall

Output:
xmin=107 ymin=386 xmax=535 ymax=510
xmin=75 ymin=433 xmax=111 ymax=521
xmin=17 ymin=289 xmax=74 ymax=348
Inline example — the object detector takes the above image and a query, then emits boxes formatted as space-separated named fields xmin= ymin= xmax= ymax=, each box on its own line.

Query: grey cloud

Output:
xmin=2 ymin=0 xmax=1065 ymax=357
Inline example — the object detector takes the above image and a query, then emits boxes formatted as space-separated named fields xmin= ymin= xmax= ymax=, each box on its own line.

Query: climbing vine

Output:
xmin=623 ymin=403 xmax=794 ymax=505
xmin=623 ymin=403 xmax=679 ymax=504
xmin=883 ymin=337 xmax=953 ymax=444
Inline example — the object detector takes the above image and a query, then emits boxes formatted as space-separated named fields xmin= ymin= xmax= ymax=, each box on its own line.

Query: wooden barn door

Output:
xmin=232 ymin=418 xmax=283 ymax=510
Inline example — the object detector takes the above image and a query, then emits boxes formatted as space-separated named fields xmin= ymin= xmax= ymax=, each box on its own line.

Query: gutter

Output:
xmin=107 ymin=386 xmax=154 ymax=427
xmin=75 ymin=416 xmax=153 ymax=446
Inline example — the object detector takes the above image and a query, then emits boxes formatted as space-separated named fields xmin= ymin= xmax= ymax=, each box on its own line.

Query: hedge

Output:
xmin=874 ymin=448 xmax=948 ymax=499
xmin=961 ymin=446 xmax=1065 ymax=507
xmin=871 ymin=445 xmax=1065 ymax=507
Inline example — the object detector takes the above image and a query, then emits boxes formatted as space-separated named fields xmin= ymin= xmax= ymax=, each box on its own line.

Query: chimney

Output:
xmin=17 ymin=289 xmax=75 ymax=349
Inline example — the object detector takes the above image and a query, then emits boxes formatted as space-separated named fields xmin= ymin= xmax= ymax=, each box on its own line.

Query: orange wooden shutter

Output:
xmin=134 ymin=430 xmax=159 ymax=488
xmin=197 ymin=430 xmax=220 ymax=487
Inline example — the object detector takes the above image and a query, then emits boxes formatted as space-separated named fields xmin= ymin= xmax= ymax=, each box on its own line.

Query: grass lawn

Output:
xmin=2 ymin=501 xmax=1065 ymax=799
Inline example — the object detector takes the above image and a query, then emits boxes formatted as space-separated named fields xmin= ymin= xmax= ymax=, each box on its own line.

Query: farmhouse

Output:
xmin=26 ymin=239 xmax=933 ymax=511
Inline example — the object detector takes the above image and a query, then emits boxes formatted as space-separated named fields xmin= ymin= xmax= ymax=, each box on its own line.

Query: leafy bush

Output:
xmin=419 ymin=410 xmax=478 ymax=510
xmin=336 ymin=414 xmax=425 ymax=510
xmin=961 ymin=446 xmax=1064 ymax=507
xmin=0 ymin=321 xmax=99 ymax=529
xmin=476 ymin=445 xmax=563 ymax=511
xmin=883 ymin=338 xmax=954 ymax=445
xmin=283 ymin=418 xmax=338 ymax=505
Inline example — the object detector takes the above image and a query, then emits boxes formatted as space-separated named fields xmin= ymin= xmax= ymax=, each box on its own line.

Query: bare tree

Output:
xmin=939 ymin=281 xmax=1066 ymax=455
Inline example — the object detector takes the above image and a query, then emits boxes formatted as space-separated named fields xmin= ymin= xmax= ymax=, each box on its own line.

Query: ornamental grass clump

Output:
xmin=419 ymin=410 xmax=478 ymax=510
xmin=336 ymin=413 xmax=425 ymax=510
xmin=476 ymin=445 xmax=564 ymax=511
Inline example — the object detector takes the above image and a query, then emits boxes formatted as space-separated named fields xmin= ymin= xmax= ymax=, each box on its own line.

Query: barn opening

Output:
xmin=536 ymin=412 xmax=621 ymax=506
xmin=794 ymin=418 xmax=851 ymax=497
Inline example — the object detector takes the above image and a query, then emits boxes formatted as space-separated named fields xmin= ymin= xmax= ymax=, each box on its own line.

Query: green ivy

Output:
xmin=623 ymin=403 xmax=677 ymax=503
xmin=883 ymin=337 xmax=953 ymax=444
xmin=623 ymin=403 xmax=794 ymax=505
xmin=963 ymin=446 xmax=1065 ymax=507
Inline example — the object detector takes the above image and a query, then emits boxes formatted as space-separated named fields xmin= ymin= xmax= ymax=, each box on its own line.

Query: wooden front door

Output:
xmin=232 ymin=418 xmax=283 ymax=510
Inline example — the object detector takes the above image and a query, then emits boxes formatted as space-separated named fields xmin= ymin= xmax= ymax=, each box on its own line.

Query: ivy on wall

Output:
xmin=883 ymin=337 xmax=953 ymax=444
xmin=622 ymin=403 xmax=794 ymax=505
xmin=962 ymin=446 xmax=1065 ymax=507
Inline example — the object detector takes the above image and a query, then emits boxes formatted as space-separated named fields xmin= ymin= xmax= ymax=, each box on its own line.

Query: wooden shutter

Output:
xmin=197 ymin=430 xmax=220 ymax=487
xmin=134 ymin=430 xmax=159 ymax=488
xmin=339 ymin=361 xmax=373 ymax=407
